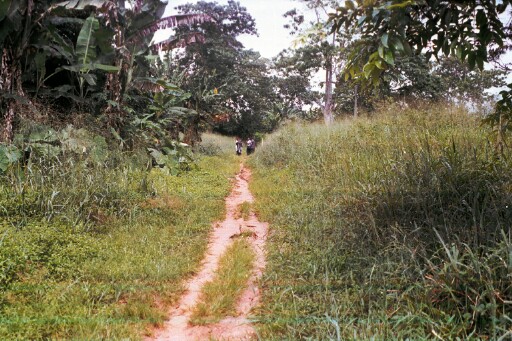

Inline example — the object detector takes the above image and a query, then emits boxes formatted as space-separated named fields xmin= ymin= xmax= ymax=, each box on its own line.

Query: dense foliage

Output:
xmin=168 ymin=1 xmax=282 ymax=137
xmin=329 ymin=0 xmax=512 ymax=135
xmin=281 ymin=1 xmax=506 ymax=118
xmin=0 ymin=2 xmax=212 ymax=187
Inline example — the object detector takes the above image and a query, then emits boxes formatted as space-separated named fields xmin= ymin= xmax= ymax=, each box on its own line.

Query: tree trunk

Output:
xmin=0 ymin=49 xmax=13 ymax=142
xmin=1 ymin=58 xmax=25 ymax=143
xmin=353 ymin=84 xmax=358 ymax=118
xmin=0 ymin=0 xmax=33 ymax=142
xmin=105 ymin=0 xmax=127 ymax=127
xmin=183 ymin=112 xmax=202 ymax=146
xmin=323 ymin=31 xmax=335 ymax=125
xmin=323 ymin=58 xmax=334 ymax=125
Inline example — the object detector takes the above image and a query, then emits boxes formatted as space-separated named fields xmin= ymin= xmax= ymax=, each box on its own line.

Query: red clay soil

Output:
xmin=146 ymin=165 xmax=268 ymax=341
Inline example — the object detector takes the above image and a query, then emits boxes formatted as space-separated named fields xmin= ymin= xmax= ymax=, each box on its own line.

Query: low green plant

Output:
xmin=190 ymin=238 xmax=255 ymax=325
xmin=148 ymin=140 xmax=196 ymax=175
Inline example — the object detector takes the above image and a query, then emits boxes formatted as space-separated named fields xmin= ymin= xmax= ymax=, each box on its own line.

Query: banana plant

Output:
xmin=129 ymin=77 xmax=195 ymax=144
xmin=0 ymin=0 xmax=211 ymax=142
xmin=0 ymin=145 xmax=22 ymax=172
xmin=45 ymin=15 xmax=119 ymax=99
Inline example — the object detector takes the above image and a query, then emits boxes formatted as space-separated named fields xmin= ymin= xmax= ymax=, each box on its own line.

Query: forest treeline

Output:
xmin=0 ymin=0 xmax=509 ymax=169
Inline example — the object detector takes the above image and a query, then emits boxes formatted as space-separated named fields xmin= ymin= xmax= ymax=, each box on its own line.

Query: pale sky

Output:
xmin=155 ymin=0 xmax=310 ymax=59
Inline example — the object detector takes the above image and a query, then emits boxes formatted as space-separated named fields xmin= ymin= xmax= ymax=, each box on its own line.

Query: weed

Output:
xmin=234 ymin=201 xmax=251 ymax=221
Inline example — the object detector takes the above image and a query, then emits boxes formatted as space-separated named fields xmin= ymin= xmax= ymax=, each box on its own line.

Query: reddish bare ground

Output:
xmin=146 ymin=165 xmax=268 ymax=341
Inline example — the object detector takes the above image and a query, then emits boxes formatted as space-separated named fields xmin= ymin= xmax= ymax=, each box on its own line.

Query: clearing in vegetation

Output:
xmin=148 ymin=165 xmax=268 ymax=341
xmin=250 ymin=103 xmax=512 ymax=340
xmin=190 ymin=238 xmax=255 ymax=325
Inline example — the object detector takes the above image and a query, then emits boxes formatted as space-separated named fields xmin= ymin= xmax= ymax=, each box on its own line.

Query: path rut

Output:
xmin=147 ymin=165 xmax=268 ymax=341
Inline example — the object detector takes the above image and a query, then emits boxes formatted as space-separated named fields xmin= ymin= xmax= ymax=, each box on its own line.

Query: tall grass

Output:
xmin=198 ymin=132 xmax=238 ymax=156
xmin=0 ymin=140 xmax=240 ymax=339
xmin=250 ymin=103 xmax=512 ymax=340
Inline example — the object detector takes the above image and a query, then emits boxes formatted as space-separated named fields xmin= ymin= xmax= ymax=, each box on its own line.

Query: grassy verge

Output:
xmin=190 ymin=238 xmax=255 ymax=325
xmin=250 ymin=104 xmax=512 ymax=340
xmin=0 ymin=135 xmax=240 ymax=340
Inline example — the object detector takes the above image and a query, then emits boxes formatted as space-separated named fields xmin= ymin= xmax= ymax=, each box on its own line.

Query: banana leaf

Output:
xmin=76 ymin=15 xmax=99 ymax=68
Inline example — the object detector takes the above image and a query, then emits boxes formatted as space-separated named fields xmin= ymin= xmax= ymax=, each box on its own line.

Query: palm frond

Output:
xmin=152 ymin=32 xmax=205 ymax=51
xmin=54 ymin=0 xmax=108 ymax=10
xmin=128 ymin=13 xmax=211 ymax=43
xmin=133 ymin=0 xmax=144 ymax=14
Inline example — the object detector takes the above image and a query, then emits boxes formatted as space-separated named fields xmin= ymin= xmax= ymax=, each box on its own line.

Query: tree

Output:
xmin=93 ymin=0 xmax=210 ymax=126
xmin=0 ymin=0 xmax=211 ymax=142
xmin=386 ymin=54 xmax=443 ymax=101
xmin=331 ymin=1 xmax=509 ymax=79
xmin=271 ymin=72 xmax=316 ymax=121
xmin=282 ymin=4 xmax=341 ymax=124
xmin=330 ymin=0 xmax=512 ymax=145
xmin=433 ymin=56 xmax=506 ymax=106
xmin=212 ymin=50 xmax=277 ymax=136
xmin=171 ymin=1 xmax=278 ymax=140
xmin=281 ymin=1 xmax=382 ymax=122
xmin=272 ymin=40 xmax=322 ymax=120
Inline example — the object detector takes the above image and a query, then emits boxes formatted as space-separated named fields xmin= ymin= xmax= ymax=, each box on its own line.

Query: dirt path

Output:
xmin=147 ymin=164 xmax=268 ymax=341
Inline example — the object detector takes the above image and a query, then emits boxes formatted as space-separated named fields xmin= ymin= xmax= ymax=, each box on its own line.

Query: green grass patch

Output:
xmin=234 ymin=201 xmax=251 ymax=221
xmin=0 ymin=146 xmax=240 ymax=339
xmin=190 ymin=238 xmax=255 ymax=325
xmin=250 ymin=103 xmax=512 ymax=340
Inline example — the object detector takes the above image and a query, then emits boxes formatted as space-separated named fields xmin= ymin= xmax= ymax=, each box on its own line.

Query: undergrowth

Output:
xmin=250 ymin=103 xmax=512 ymax=340
xmin=0 ymin=134 xmax=239 ymax=340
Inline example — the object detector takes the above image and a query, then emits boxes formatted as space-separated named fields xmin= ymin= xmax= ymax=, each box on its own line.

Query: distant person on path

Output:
xmin=235 ymin=137 xmax=243 ymax=155
xmin=246 ymin=137 xmax=255 ymax=155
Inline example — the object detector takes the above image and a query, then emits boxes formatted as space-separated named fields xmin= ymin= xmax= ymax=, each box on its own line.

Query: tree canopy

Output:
xmin=330 ymin=0 xmax=511 ymax=78
xmin=328 ymin=0 xmax=512 ymax=139
xmin=0 ymin=0 xmax=210 ymax=142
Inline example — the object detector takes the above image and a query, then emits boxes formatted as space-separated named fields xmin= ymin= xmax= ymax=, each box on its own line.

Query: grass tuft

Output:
xmin=234 ymin=201 xmax=251 ymax=221
xmin=190 ymin=238 xmax=255 ymax=325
